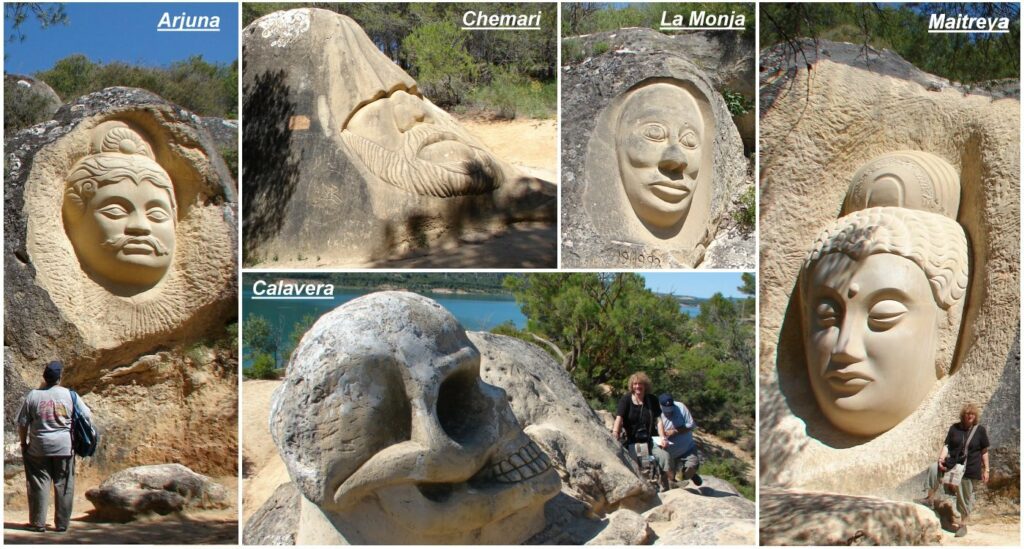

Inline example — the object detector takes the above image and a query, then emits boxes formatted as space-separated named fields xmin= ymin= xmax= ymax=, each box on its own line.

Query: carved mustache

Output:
xmin=101 ymin=235 xmax=170 ymax=256
xmin=341 ymin=124 xmax=501 ymax=198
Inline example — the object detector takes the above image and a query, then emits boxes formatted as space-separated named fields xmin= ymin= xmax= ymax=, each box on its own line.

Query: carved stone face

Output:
xmin=616 ymin=83 xmax=704 ymax=229
xmin=64 ymin=148 xmax=176 ymax=293
xmin=271 ymin=292 xmax=559 ymax=544
xmin=341 ymin=90 xmax=502 ymax=197
xmin=803 ymin=252 xmax=940 ymax=436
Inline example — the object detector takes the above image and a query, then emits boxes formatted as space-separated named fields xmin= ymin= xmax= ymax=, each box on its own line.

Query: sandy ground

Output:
xmin=456 ymin=116 xmax=557 ymax=175
xmin=4 ymin=476 xmax=238 ymax=545
xmin=939 ymin=513 xmax=1019 ymax=546
xmin=242 ymin=380 xmax=286 ymax=523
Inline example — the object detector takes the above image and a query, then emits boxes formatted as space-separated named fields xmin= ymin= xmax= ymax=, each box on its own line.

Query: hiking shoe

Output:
xmin=692 ymin=474 xmax=703 ymax=486
xmin=27 ymin=525 xmax=45 ymax=533
xmin=913 ymin=497 xmax=935 ymax=509
xmin=55 ymin=526 xmax=68 ymax=533
xmin=955 ymin=525 xmax=967 ymax=538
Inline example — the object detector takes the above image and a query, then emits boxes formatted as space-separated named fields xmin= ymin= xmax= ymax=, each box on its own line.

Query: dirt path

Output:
xmin=940 ymin=514 xmax=1019 ymax=546
xmin=4 ymin=511 xmax=236 ymax=545
xmin=456 ymin=116 xmax=557 ymax=174
xmin=4 ymin=477 xmax=238 ymax=545
xmin=243 ymin=380 xmax=286 ymax=523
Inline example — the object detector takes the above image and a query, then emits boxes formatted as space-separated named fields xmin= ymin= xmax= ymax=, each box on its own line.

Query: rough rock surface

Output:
xmin=586 ymin=509 xmax=652 ymax=545
xmin=644 ymin=481 xmax=755 ymax=545
xmin=759 ymin=40 xmax=1019 ymax=504
xmin=4 ymin=87 xmax=238 ymax=479
xmin=471 ymin=332 xmax=655 ymax=513
xmin=567 ymin=28 xmax=755 ymax=152
xmin=242 ymin=8 xmax=555 ymax=267
xmin=84 ymin=464 xmax=229 ymax=522
xmin=561 ymin=28 xmax=749 ymax=268
xmin=242 ymin=482 xmax=300 ymax=545
xmin=759 ymin=489 xmax=943 ymax=546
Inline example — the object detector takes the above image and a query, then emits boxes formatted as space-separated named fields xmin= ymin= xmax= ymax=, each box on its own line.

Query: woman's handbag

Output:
xmin=942 ymin=425 xmax=978 ymax=487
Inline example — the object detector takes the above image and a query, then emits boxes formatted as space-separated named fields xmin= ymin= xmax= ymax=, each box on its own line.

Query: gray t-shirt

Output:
xmin=660 ymin=402 xmax=696 ymax=459
xmin=17 ymin=385 xmax=92 ymax=457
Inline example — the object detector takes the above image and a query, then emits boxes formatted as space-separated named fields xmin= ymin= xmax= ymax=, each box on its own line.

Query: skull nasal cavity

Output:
xmin=437 ymin=371 xmax=490 ymax=444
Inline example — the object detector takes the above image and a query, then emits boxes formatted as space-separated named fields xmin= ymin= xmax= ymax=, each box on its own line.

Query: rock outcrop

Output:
xmin=561 ymin=28 xmax=750 ymax=268
xmin=4 ymin=87 xmax=238 ymax=488
xmin=242 ymin=8 xmax=555 ymax=266
xmin=758 ymin=39 xmax=1019 ymax=540
xmin=84 ymin=464 xmax=230 ymax=522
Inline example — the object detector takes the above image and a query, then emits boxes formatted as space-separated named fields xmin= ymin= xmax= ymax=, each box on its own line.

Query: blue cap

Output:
xmin=659 ymin=393 xmax=674 ymax=411
xmin=43 ymin=361 xmax=63 ymax=383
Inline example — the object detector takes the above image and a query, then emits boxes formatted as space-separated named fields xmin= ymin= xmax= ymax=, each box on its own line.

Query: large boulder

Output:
xmin=84 ymin=464 xmax=229 ymax=522
xmin=643 ymin=481 xmax=755 ymax=545
xmin=758 ymin=39 xmax=1019 ymax=510
xmin=242 ymin=482 xmax=300 ymax=545
xmin=561 ymin=28 xmax=750 ymax=268
xmin=471 ymin=332 xmax=655 ymax=513
xmin=242 ymin=8 xmax=556 ymax=266
xmin=4 ymin=87 xmax=238 ymax=478
xmin=4 ymin=73 xmax=62 ymax=131
xmin=759 ymin=489 xmax=943 ymax=545
xmin=265 ymin=292 xmax=559 ymax=544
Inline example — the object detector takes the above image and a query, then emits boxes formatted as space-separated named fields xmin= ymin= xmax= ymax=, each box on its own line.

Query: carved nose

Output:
xmin=394 ymin=98 xmax=429 ymax=133
xmin=831 ymin=317 xmax=866 ymax=364
xmin=124 ymin=211 xmax=151 ymax=235
xmin=659 ymin=145 xmax=688 ymax=175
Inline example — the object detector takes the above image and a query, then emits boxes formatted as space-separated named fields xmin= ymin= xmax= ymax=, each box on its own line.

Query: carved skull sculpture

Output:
xmin=269 ymin=291 xmax=560 ymax=544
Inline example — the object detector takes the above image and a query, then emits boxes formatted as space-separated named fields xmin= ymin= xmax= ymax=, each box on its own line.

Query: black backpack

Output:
xmin=69 ymin=391 xmax=99 ymax=457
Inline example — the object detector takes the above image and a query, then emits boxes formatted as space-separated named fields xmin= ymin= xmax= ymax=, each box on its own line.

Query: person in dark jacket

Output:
xmin=919 ymin=403 xmax=990 ymax=538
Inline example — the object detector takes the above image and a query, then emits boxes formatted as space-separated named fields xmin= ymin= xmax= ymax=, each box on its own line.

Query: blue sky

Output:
xmin=642 ymin=272 xmax=750 ymax=299
xmin=4 ymin=3 xmax=238 ymax=75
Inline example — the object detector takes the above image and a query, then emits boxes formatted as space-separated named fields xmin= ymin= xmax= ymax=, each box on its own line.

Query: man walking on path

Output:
xmin=17 ymin=361 xmax=92 ymax=532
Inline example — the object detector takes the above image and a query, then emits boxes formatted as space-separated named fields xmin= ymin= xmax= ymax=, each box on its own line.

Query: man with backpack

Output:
xmin=16 ymin=360 xmax=94 ymax=533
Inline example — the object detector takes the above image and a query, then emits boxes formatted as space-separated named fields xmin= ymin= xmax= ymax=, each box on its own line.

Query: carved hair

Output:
xmin=802 ymin=207 xmax=968 ymax=310
xmin=65 ymin=126 xmax=177 ymax=216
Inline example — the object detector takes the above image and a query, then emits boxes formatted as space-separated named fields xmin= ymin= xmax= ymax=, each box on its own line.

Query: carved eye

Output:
xmin=868 ymin=300 xmax=908 ymax=331
xmin=97 ymin=204 xmax=129 ymax=219
xmin=814 ymin=301 xmax=839 ymax=328
xmin=679 ymin=130 xmax=699 ymax=149
xmin=641 ymin=123 xmax=668 ymax=141
xmin=147 ymin=207 xmax=171 ymax=223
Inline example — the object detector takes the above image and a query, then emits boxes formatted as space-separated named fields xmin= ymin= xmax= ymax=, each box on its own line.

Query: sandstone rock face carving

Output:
xmin=800 ymin=207 xmax=968 ymax=436
xmin=560 ymin=36 xmax=749 ymax=269
xmin=6 ymin=88 xmax=237 ymax=479
xmin=758 ymin=42 xmax=1018 ymax=502
xmin=615 ymin=82 xmax=706 ymax=230
xmin=269 ymin=291 xmax=560 ymax=544
xmin=243 ymin=8 xmax=555 ymax=264
xmin=584 ymin=78 xmax=715 ymax=251
xmin=63 ymin=122 xmax=177 ymax=294
xmin=842 ymin=150 xmax=961 ymax=219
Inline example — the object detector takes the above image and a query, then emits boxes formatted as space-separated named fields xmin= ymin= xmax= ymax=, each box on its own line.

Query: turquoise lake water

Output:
xmin=243 ymin=288 xmax=700 ymax=365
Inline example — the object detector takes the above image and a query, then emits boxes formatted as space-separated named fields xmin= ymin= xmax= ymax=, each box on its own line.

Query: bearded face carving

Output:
xmin=269 ymin=292 xmax=560 ymax=544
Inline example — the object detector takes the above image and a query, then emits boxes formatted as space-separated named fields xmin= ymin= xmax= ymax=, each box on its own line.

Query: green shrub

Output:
xmin=402 ymin=21 xmax=477 ymax=107
xmin=732 ymin=186 xmax=756 ymax=230
xmin=701 ymin=456 xmax=753 ymax=500
xmin=563 ymin=39 xmax=584 ymax=65
xmin=247 ymin=352 xmax=279 ymax=380
xmin=4 ymin=79 xmax=56 ymax=133
xmin=465 ymin=70 xmax=555 ymax=120
xmin=591 ymin=41 xmax=610 ymax=56
xmin=721 ymin=89 xmax=754 ymax=116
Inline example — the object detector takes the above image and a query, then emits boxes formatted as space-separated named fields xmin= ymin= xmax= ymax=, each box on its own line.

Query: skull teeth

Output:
xmin=489 ymin=441 xmax=552 ymax=484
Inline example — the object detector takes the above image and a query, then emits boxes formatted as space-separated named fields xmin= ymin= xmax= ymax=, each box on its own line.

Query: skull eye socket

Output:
xmin=437 ymin=370 xmax=493 ymax=444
